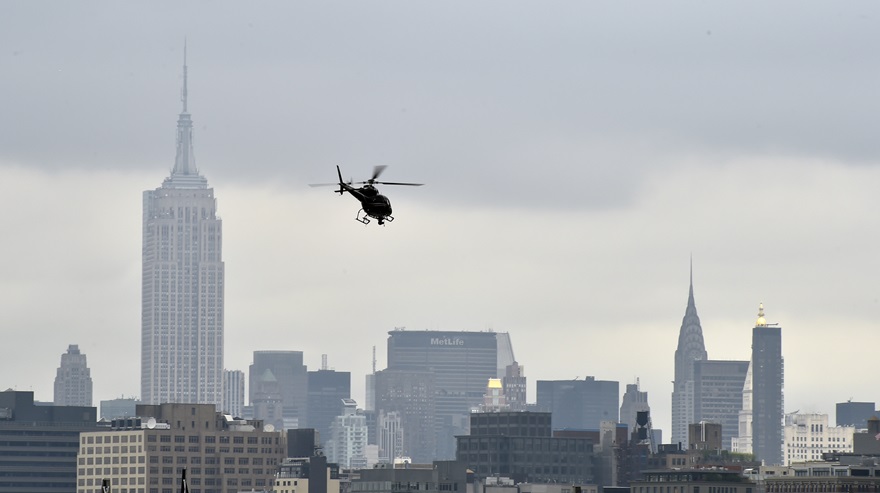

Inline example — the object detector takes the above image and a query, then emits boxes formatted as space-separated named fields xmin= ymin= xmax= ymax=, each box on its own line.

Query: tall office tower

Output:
xmin=783 ymin=413 xmax=854 ymax=465
xmin=671 ymin=264 xmax=708 ymax=446
xmin=249 ymin=351 xmax=308 ymax=430
xmin=750 ymin=303 xmax=784 ymax=465
xmin=619 ymin=380 xmax=650 ymax=435
xmin=377 ymin=410 xmax=403 ymax=463
xmin=385 ymin=329 xmax=515 ymax=459
xmin=307 ymin=368 xmax=351 ymax=442
xmin=53 ymin=344 xmax=93 ymax=406
xmin=836 ymin=401 xmax=877 ymax=429
xmin=536 ymin=376 xmax=619 ymax=430
xmin=326 ymin=399 xmax=368 ymax=469
xmin=502 ymin=361 xmax=527 ymax=410
xmin=222 ymin=369 xmax=245 ymax=417
xmin=141 ymin=53 xmax=224 ymax=406
xmin=374 ymin=367 xmax=436 ymax=464
xmin=693 ymin=359 xmax=749 ymax=451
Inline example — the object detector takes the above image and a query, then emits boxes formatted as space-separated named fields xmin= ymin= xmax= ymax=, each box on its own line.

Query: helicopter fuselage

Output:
xmin=338 ymin=183 xmax=393 ymax=223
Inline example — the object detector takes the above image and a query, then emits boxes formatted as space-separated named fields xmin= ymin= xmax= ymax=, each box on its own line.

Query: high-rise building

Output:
xmin=502 ymin=362 xmax=527 ymax=411
xmin=53 ymin=344 xmax=93 ymax=406
xmin=385 ymin=330 xmax=515 ymax=459
xmin=0 ymin=390 xmax=98 ymax=493
xmin=783 ymin=413 xmax=853 ymax=465
xmin=750 ymin=303 xmax=784 ymax=465
xmin=326 ymin=399 xmax=368 ymax=469
xmin=374 ymin=368 xmax=436 ymax=464
xmin=536 ymin=377 xmax=619 ymax=430
xmin=619 ymin=381 xmax=651 ymax=435
xmin=249 ymin=351 xmax=309 ymax=431
xmin=693 ymin=359 xmax=749 ymax=451
xmin=141 ymin=52 xmax=224 ymax=406
xmin=223 ymin=369 xmax=246 ymax=417
xmin=377 ymin=410 xmax=403 ymax=463
xmin=307 ymin=369 xmax=351 ymax=443
xmin=671 ymin=264 xmax=708 ymax=446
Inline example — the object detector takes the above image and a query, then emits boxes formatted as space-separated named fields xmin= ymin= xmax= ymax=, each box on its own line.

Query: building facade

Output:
xmin=455 ymin=411 xmax=595 ymax=484
xmin=101 ymin=397 xmax=141 ymax=421
xmin=325 ymin=399 xmax=368 ymax=469
xmin=54 ymin=344 xmax=93 ymax=407
xmin=671 ymin=265 xmax=708 ymax=447
xmin=76 ymin=403 xmax=286 ymax=493
xmin=350 ymin=461 xmax=468 ymax=493
xmin=502 ymin=362 xmax=527 ymax=411
xmin=0 ymin=391 xmax=98 ymax=493
xmin=249 ymin=351 xmax=309 ymax=431
xmin=783 ymin=413 xmax=854 ymax=465
xmin=836 ymin=401 xmax=877 ymax=430
xmin=385 ymin=330 xmax=515 ymax=459
xmin=693 ymin=359 xmax=749 ymax=451
xmin=222 ymin=370 xmax=245 ymax=418
xmin=751 ymin=304 xmax=784 ymax=465
xmin=374 ymin=368 xmax=436 ymax=464
xmin=307 ymin=369 xmax=351 ymax=442
xmin=141 ymin=56 xmax=224 ymax=406
xmin=536 ymin=377 xmax=619 ymax=431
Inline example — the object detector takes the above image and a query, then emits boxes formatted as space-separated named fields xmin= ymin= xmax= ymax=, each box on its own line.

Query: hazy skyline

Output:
xmin=2 ymin=1 xmax=880 ymax=435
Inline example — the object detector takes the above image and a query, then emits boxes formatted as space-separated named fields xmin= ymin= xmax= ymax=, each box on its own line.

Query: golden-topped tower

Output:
xmin=756 ymin=303 xmax=767 ymax=327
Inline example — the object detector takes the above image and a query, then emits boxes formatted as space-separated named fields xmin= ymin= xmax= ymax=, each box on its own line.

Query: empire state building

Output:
xmin=141 ymin=54 xmax=224 ymax=406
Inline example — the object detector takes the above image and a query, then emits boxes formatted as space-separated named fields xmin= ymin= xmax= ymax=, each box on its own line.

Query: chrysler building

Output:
xmin=141 ymin=49 xmax=224 ymax=406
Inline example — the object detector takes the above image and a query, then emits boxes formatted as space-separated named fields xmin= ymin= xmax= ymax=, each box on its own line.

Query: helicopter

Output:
xmin=310 ymin=165 xmax=423 ymax=225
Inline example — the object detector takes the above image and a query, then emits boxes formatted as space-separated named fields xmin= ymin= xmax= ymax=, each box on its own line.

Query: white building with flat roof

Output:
xmin=784 ymin=413 xmax=854 ymax=465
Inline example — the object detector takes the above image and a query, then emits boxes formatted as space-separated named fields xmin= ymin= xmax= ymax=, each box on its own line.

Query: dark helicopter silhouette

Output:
xmin=310 ymin=166 xmax=423 ymax=225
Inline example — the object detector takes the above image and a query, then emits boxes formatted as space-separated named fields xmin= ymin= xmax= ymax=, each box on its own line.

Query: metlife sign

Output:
xmin=388 ymin=330 xmax=498 ymax=350
xmin=430 ymin=337 xmax=465 ymax=346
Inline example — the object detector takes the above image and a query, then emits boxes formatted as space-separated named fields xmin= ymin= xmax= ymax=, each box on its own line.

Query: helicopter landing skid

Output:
xmin=355 ymin=210 xmax=393 ymax=225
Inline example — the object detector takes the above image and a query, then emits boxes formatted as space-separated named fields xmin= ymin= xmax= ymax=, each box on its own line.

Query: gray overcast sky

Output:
xmin=2 ymin=1 xmax=880 ymax=434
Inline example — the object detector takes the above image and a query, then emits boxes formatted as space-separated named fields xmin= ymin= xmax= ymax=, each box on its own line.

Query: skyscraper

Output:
xmin=53 ymin=344 xmax=93 ymax=407
xmin=751 ymin=303 xmax=784 ymax=465
xmin=671 ymin=263 xmax=708 ymax=446
xmin=374 ymin=367 xmax=436 ymax=463
xmin=536 ymin=376 xmax=619 ymax=430
xmin=693 ymin=359 xmax=749 ymax=451
xmin=385 ymin=329 xmax=515 ymax=458
xmin=307 ymin=368 xmax=351 ymax=442
xmin=222 ymin=369 xmax=245 ymax=417
xmin=141 ymin=52 xmax=224 ymax=406
xmin=249 ymin=351 xmax=309 ymax=430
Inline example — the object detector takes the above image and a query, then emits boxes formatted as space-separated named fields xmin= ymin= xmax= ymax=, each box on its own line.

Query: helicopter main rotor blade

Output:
xmin=308 ymin=183 xmax=341 ymax=187
xmin=373 ymin=181 xmax=424 ymax=186
xmin=371 ymin=165 xmax=388 ymax=182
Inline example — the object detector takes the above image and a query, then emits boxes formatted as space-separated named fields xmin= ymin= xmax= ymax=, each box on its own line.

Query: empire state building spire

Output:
xmin=166 ymin=42 xmax=206 ymax=189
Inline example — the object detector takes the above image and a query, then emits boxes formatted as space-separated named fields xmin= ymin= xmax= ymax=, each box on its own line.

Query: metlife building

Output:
xmin=385 ymin=330 xmax=516 ymax=459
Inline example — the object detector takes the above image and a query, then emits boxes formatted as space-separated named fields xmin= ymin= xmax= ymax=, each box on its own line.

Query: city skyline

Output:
xmin=2 ymin=1 xmax=880 ymax=439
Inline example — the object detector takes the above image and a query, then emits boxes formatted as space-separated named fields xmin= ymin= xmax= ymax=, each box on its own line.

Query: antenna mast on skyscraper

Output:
xmin=321 ymin=354 xmax=328 ymax=371
xmin=182 ymin=38 xmax=188 ymax=113
xmin=372 ymin=346 xmax=376 ymax=374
